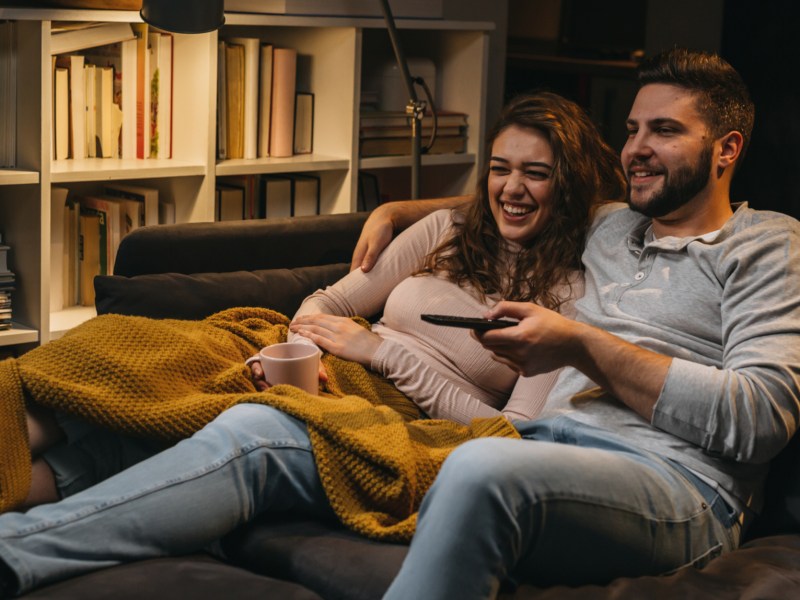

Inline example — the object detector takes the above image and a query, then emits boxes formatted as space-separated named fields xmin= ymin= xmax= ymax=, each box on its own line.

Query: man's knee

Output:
xmin=437 ymin=438 xmax=526 ymax=495
xmin=201 ymin=404 xmax=312 ymax=452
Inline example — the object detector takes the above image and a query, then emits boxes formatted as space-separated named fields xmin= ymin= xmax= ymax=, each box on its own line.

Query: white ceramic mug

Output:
xmin=258 ymin=342 xmax=320 ymax=395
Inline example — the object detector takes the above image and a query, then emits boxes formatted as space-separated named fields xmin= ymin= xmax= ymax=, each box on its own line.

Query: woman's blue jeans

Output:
xmin=383 ymin=416 xmax=741 ymax=600
xmin=0 ymin=404 xmax=333 ymax=594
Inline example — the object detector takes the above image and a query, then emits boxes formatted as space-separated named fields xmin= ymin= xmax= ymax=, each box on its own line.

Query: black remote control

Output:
xmin=421 ymin=314 xmax=518 ymax=331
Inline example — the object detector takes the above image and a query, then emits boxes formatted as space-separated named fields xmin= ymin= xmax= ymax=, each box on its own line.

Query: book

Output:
xmin=216 ymin=41 xmax=227 ymax=160
xmin=83 ymin=40 xmax=137 ymax=159
xmin=260 ymin=175 xmax=292 ymax=219
xmin=288 ymin=173 xmax=320 ymax=216
xmin=360 ymin=134 xmax=467 ymax=157
xmin=227 ymin=37 xmax=260 ymax=160
xmin=50 ymin=22 xmax=135 ymax=56
xmin=359 ymin=110 xmax=468 ymax=129
xmin=50 ymin=186 xmax=69 ymax=311
xmin=225 ymin=42 xmax=245 ymax=159
xmin=103 ymin=182 xmax=159 ymax=227
xmin=0 ymin=244 xmax=9 ymax=274
xmin=84 ymin=62 xmax=96 ymax=157
xmin=54 ymin=66 xmax=69 ymax=160
xmin=64 ymin=197 xmax=80 ymax=306
xmin=223 ymin=0 xmax=443 ymax=18
xmin=293 ymin=91 xmax=313 ymax=155
xmin=131 ymin=23 xmax=150 ymax=159
xmin=357 ymin=171 xmax=381 ymax=211
xmin=258 ymin=43 xmax=273 ymax=158
xmin=221 ymin=174 xmax=258 ymax=218
xmin=269 ymin=47 xmax=297 ymax=158
xmin=215 ymin=183 xmax=245 ymax=221
xmin=95 ymin=65 xmax=120 ymax=157
xmin=78 ymin=211 xmax=101 ymax=306
xmin=56 ymin=54 xmax=86 ymax=160
xmin=79 ymin=195 xmax=121 ymax=273
xmin=148 ymin=31 xmax=173 ymax=158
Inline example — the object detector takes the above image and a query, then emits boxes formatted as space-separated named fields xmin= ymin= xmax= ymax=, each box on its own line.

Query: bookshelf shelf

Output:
xmin=0 ymin=10 xmax=490 ymax=349
xmin=0 ymin=169 xmax=39 ymax=186
xmin=0 ymin=324 xmax=39 ymax=347
xmin=52 ymin=159 xmax=207 ymax=183
xmin=360 ymin=152 xmax=476 ymax=170
xmin=216 ymin=155 xmax=350 ymax=177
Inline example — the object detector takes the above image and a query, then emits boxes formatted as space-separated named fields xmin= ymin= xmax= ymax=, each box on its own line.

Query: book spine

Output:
xmin=269 ymin=48 xmax=297 ymax=158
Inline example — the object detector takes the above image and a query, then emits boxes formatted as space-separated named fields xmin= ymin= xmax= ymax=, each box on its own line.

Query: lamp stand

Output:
xmin=378 ymin=0 xmax=426 ymax=199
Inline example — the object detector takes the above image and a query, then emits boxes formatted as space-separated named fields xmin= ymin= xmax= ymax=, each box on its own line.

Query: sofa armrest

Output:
xmin=113 ymin=212 xmax=370 ymax=277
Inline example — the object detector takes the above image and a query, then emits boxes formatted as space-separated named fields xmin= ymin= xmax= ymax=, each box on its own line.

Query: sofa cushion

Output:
xmin=94 ymin=263 xmax=350 ymax=320
xmin=223 ymin=516 xmax=408 ymax=600
xmin=20 ymin=554 xmax=323 ymax=600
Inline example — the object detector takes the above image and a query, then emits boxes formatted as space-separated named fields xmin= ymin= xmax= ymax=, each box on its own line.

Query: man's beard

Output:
xmin=627 ymin=144 xmax=713 ymax=218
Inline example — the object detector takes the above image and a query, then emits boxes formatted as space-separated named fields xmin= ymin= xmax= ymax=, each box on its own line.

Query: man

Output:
xmin=353 ymin=49 xmax=800 ymax=598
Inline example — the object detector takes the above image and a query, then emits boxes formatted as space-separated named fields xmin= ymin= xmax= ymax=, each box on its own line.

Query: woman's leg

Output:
xmin=384 ymin=420 xmax=740 ymax=600
xmin=0 ymin=403 xmax=332 ymax=595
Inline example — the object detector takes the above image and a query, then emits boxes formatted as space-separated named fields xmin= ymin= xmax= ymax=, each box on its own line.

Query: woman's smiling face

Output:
xmin=487 ymin=125 xmax=555 ymax=246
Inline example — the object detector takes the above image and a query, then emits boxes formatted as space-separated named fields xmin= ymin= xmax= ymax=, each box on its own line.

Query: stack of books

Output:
xmin=50 ymin=21 xmax=173 ymax=161
xmin=358 ymin=110 xmax=468 ymax=157
xmin=50 ymin=183 xmax=163 ymax=309
xmin=218 ymin=37 xmax=313 ymax=160
xmin=0 ymin=235 xmax=15 ymax=330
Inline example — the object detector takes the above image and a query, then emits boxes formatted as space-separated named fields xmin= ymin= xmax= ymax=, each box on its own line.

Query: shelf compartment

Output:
xmin=216 ymin=154 xmax=349 ymax=177
xmin=51 ymin=158 xmax=207 ymax=183
xmin=359 ymin=152 xmax=475 ymax=170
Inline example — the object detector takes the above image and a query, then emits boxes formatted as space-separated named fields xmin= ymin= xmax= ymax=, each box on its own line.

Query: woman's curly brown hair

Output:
xmin=417 ymin=92 xmax=626 ymax=311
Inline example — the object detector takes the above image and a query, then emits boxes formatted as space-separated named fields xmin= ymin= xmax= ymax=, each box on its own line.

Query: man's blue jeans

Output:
xmin=383 ymin=416 xmax=741 ymax=600
xmin=0 ymin=404 xmax=333 ymax=594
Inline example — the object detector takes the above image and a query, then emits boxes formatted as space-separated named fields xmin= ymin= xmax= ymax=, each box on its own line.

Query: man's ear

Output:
xmin=718 ymin=131 xmax=744 ymax=169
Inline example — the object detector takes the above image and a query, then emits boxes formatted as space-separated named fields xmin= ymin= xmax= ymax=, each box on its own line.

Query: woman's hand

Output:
xmin=249 ymin=355 xmax=328 ymax=392
xmin=290 ymin=315 xmax=383 ymax=366
xmin=350 ymin=204 xmax=396 ymax=272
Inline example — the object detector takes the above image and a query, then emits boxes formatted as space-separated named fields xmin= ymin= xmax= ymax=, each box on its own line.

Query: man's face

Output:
xmin=621 ymin=84 xmax=715 ymax=219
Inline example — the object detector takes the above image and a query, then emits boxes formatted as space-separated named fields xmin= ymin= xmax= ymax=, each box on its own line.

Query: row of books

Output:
xmin=0 ymin=234 xmax=15 ymax=331
xmin=218 ymin=38 xmax=313 ymax=160
xmin=50 ymin=183 xmax=172 ymax=310
xmin=0 ymin=21 xmax=17 ymax=168
xmin=51 ymin=21 xmax=173 ymax=161
xmin=216 ymin=173 xmax=321 ymax=221
xmin=358 ymin=110 xmax=468 ymax=158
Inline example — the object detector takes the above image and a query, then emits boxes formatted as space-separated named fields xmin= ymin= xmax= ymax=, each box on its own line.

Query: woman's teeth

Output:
xmin=502 ymin=203 xmax=533 ymax=215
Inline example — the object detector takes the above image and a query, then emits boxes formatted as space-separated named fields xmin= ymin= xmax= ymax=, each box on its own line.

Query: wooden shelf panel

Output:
xmin=51 ymin=159 xmax=207 ymax=183
xmin=0 ymin=324 xmax=39 ymax=347
xmin=0 ymin=169 xmax=39 ymax=186
xmin=359 ymin=152 xmax=476 ymax=170
xmin=216 ymin=154 xmax=350 ymax=177
xmin=49 ymin=305 xmax=96 ymax=340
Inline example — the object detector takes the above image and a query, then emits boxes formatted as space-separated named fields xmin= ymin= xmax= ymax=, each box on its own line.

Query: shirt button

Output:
xmin=634 ymin=272 xmax=645 ymax=281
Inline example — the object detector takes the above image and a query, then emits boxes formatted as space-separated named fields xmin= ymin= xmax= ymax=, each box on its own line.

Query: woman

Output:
xmin=253 ymin=90 xmax=625 ymax=425
xmin=0 ymin=92 xmax=624 ymax=595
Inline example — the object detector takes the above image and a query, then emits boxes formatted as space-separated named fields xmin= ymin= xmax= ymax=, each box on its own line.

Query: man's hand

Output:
xmin=290 ymin=314 xmax=383 ymax=366
xmin=351 ymin=204 xmax=396 ymax=272
xmin=352 ymin=196 xmax=472 ymax=272
xmin=478 ymin=301 xmax=672 ymax=421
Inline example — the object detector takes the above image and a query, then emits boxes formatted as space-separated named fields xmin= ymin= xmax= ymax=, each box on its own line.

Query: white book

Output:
xmin=50 ymin=186 xmax=69 ymax=311
xmin=258 ymin=43 xmax=273 ymax=158
xmin=217 ymin=40 xmax=227 ymax=160
xmin=95 ymin=65 xmax=114 ymax=158
xmin=66 ymin=54 xmax=86 ymax=160
xmin=227 ymin=37 xmax=260 ymax=160
xmin=290 ymin=174 xmax=319 ymax=216
xmin=262 ymin=175 xmax=292 ymax=219
xmin=120 ymin=38 xmax=137 ymax=159
xmin=50 ymin=22 xmax=135 ymax=55
xmin=84 ymin=63 xmax=96 ymax=157
xmin=54 ymin=67 xmax=69 ymax=160
xmin=158 ymin=33 xmax=172 ymax=159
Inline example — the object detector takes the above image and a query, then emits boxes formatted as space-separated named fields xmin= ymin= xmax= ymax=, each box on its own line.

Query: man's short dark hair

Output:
xmin=637 ymin=48 xmax=755 ymax=162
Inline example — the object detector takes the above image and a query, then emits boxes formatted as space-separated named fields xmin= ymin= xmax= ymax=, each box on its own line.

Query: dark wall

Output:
xmin=722 ymin=0 xmax=800 ymax=219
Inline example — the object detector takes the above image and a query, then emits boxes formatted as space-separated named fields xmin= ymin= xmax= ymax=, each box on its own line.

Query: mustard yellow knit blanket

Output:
xmin=0 ymin=307 xmax=518 ymax=541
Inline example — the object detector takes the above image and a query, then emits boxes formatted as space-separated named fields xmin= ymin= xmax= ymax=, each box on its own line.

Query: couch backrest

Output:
xmin=114 ymin=212 xmax=370 ymax=277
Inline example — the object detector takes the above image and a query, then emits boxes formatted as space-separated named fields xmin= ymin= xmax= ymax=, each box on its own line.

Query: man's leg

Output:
xmin=0 ymin=403 xmax=332 ymax=595
xmin=384 ymin=419 xmax=739 ymax=600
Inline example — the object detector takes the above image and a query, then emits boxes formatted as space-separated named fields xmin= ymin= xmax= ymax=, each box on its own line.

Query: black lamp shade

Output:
xmin=141 ymin=0 xmax=225 ymax=34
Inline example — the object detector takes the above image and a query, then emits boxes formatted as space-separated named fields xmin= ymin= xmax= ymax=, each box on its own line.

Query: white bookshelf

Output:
xmin=0 ymin=7 xmax=491 ymax=350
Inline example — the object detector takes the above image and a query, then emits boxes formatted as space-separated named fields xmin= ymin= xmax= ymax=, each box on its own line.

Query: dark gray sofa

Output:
xmin=19 ymin=211 xmax=800 ymax=598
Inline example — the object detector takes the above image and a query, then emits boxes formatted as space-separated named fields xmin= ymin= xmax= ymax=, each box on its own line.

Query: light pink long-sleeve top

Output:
xmin=291 ymin=209 xmax=581 ymax=424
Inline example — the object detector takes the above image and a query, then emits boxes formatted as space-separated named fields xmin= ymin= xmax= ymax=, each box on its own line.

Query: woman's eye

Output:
xmin=489 ymin=165 xmax=508 ymax=174
xmin=526 ymin=171 xmax=548 ymax=179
